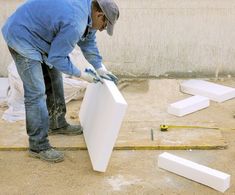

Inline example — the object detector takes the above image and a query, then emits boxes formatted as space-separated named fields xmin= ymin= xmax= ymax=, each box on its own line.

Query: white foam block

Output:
xmin=79 ymin=80 xmax=128 ymax=172
xmin=167 ymin=95 xmax=209 ymax=117
xmin=158 ymin=152 xmax=230 ymax=192
xmin=0 ymin=78 xmax=9 ymax=98
xmin=180 ymin=79 xmax=235 ymax=102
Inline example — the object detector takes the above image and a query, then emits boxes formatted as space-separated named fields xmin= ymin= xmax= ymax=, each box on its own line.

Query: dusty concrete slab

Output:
xmin=0 ymin=78 xmax=235 ymax=194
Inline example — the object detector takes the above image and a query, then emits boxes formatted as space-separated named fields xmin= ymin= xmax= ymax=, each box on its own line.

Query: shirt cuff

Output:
xmin=73 ymin=68 xmax=81 ymax=77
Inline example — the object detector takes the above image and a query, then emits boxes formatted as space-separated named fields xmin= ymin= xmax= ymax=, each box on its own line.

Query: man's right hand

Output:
xmin=96 ymin=64 xmax=118 ymax=84
xmin=80 ymin=68 xmax=103 ymax=83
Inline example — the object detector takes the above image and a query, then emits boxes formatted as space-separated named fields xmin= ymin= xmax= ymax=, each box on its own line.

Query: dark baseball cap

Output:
xmin=96 ymin=0 xmax=119 ymax=36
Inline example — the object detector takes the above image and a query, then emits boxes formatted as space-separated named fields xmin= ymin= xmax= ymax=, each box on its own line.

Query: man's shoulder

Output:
xmin=25 ymin=0 xmax=91 ymax=14
xmin=70 ymin=0 xmax=91 ymax=14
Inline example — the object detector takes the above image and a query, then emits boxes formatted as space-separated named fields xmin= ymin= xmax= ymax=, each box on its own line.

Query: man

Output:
xmin=1 ymin=0 xmax=119 ymax=163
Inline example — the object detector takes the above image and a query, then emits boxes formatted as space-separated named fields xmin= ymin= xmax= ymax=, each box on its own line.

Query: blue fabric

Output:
xmin=9 ymin=47 xmax=51 ymax=152
xmin=2 ymin=0 xmax=103 ymax=77
xmin=9 ymin=47 xmax=71 ymax=151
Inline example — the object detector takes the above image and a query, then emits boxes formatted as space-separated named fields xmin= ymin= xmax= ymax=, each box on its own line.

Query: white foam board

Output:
xmin=0 ymin=78 xmax=9 ymax=98
xmin=158 ymin=152 xmax=230 ymax=193
xmin=180 ymin=79 xmax=235 ymax=102
xmin=167 ymin=95 xmax=209 ymax=116
xmin=79 ymin=80 xmax=127 ymax=172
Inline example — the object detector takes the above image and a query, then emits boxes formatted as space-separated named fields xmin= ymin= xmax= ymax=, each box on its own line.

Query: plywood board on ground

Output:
xmin=0 ymin=121 xmax=227 ymax=151
xmin=0 ymin=79 xmax=233 ymax=151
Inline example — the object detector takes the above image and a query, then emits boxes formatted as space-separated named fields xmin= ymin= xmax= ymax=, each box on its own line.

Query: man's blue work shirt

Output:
xmin=2 ymin=0 xmax=103 ymax=77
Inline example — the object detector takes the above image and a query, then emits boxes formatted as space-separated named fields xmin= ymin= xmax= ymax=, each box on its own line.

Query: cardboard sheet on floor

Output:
xmin=79 ymin=80 xmax=128 ymax=172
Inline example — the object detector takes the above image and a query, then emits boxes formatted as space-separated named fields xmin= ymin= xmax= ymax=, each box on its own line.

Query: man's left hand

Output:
xmin=96 ymin=66 xmax=118 ymax=84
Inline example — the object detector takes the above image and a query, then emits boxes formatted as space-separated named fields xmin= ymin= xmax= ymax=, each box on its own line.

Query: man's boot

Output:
xmin=29 ymin=148 xmax=64 ymax=163
xmin=48 ymin=124 xmax=83 ymax=135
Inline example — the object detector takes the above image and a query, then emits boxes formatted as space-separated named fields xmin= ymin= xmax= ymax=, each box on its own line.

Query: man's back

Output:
xmin=2 ymin=0 xmax=91 ymax=61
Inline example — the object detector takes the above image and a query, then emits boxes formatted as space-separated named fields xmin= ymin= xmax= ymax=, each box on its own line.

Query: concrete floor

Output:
xmin=0 ymin=78 xmax=235 ymax=194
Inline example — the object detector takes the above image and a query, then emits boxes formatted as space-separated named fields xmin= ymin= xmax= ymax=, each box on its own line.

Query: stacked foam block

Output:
xmin=167 ymin=79 xmax=235 ymax=116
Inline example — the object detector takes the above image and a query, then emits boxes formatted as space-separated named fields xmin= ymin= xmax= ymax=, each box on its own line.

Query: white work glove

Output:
xmin=96 ymin=64 xmax=118 ymax=84
xmin=80 ymin=68 xmax=103 ymax=83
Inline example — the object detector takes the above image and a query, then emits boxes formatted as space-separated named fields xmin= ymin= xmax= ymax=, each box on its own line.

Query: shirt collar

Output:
xmin=87 ymin=1 xmax=92 ymax=28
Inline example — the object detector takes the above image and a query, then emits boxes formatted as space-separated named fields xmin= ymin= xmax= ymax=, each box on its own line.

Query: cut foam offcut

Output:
xmin=168 ymin=95 xmax=209 ymax=117
xmin=158 ymin=152 xmax=230 ymax=193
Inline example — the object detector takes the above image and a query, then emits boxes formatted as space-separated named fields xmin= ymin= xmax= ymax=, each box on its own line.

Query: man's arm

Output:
xmin=77 ymin=30 xmax=118 ymax=84
xmin=45 ymin=24 xmax=82 ymax=77
xmin=77 ymin=29 xmax=103 ymax=70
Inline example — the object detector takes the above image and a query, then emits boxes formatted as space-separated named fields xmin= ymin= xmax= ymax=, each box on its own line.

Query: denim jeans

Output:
xmin=9 ymin=47 xmax=68 ymax=151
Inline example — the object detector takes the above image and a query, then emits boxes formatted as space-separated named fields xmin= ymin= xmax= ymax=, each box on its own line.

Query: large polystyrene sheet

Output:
xmin=79 ymin=80 xmax=127 ymax=172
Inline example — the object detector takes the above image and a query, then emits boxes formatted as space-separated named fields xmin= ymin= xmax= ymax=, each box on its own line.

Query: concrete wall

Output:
xmin=0 ymin=0 xmax=24 ymax=76
xmin=1 ymin=0 xmax=235 ymax=77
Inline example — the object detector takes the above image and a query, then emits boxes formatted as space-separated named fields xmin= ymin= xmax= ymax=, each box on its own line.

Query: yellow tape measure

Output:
xmin=160 ymin=124 xmax=220 ymax=131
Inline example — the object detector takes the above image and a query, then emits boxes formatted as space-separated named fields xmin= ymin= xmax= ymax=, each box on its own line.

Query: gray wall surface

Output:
xmin=1 ymin=0 xmax=235 ymax=77
xmin=0 ymin=0 xmax=24 ymax=76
